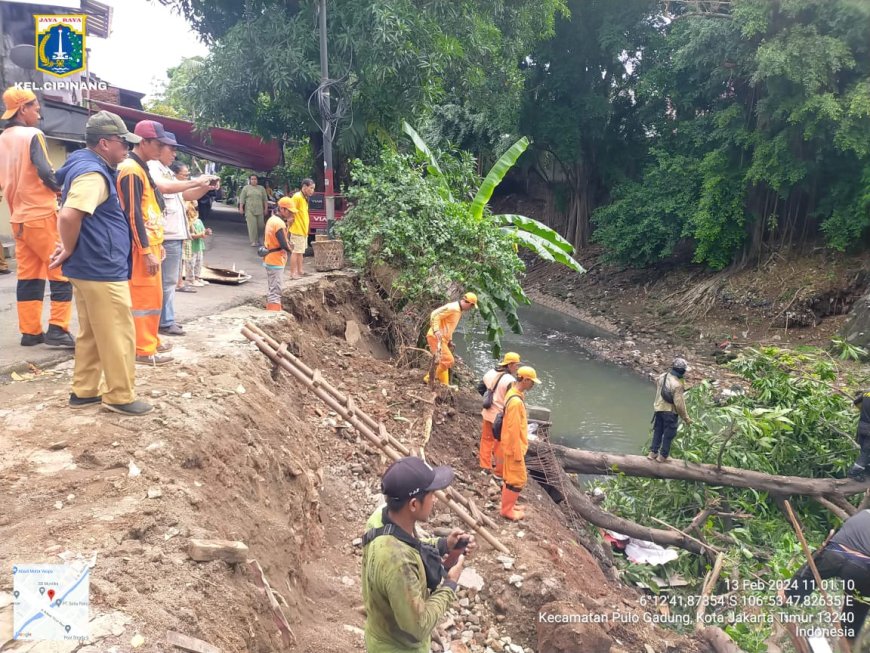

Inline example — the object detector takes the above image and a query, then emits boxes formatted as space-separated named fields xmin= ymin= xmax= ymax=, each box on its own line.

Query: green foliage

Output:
xmin=335 ymin=149 xmax=527 ymax=354
xmin=470 ymin=137 xmax=531 ymax=220
xmin=602 ymin=346 xmax=862 ymax=651
xmin=831 ymin=336 xmax=868 ymax=361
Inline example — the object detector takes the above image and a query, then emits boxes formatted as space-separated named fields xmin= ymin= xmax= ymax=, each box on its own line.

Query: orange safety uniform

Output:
xmin=480 ymin=368 xmax=514 ymax=477
xmin=425 ymin=301 xmax=462 ymax=385
xmin=500 ymin=387 xmax=528 ymax=520
xmin=0 ymin=122 xmax=72 ymax=336
xmin=117 ymin=154 xmax=164 ymax=357
xmin=263 ymin=215 xmax=290 ymax=269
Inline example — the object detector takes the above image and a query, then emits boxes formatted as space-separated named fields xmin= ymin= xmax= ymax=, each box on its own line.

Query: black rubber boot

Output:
xmin=45 ymin=324 xmax=75 ymax=348
xmin=20 ymin=332 xmax=45 ymax=346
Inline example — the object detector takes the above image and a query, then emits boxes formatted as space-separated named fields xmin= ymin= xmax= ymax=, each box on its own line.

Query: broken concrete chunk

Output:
xmin=187 ymin=539 xmax=249 ymax=564
xmin=457 ymin=567 xmax=485 ymax=592
xmin=165 ymin=630 xmax=223 ymax=653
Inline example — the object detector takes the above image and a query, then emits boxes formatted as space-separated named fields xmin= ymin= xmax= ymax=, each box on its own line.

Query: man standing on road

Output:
xmin=147 ymin=139 xmax=214 ymax=337
xmin=361 ymin=456 xmax=475 ymax=653
xmin=423 ymin=292 xmax=477 ymax=386
xmin=117 ymin=120 xmax=174 ymax=366
xmin=0 ymin=87 xmax=75 ymax=348
xmin=238 ymin=174 xmax=268 ymax=247
xmin=50 ymin=111 xmax=153 ymax=417
xmin=500 ymin=366 xmax=541 ymax=521
xmin=285 ymin=178 xmax=315 ymax=279
xmin=480 ymin=352 xmax=522 ymax=477
xmin=647 ymin=357 xmax=693 ymax=463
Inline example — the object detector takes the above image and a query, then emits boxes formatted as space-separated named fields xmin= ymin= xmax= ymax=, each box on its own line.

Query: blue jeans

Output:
xmin=650 ymin=411 xmax=679 ymax=457
xmin=160 ymin=240 xmax=183 ymax=328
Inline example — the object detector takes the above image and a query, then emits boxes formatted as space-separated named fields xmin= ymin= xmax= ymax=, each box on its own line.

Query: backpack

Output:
xmin=482 ymin=372 xmax=507 ymax=410
xmin=660 ymin=373 xmax=676 ymax=405
xmin=492 ymin=394 xmax=523 ymax=441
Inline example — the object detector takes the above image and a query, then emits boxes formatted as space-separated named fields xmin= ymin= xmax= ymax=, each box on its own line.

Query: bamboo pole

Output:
xmin=244 ymin=323 xmax=499 ymax=531
xmin=242 ymin=325 xmax=509 ymax=554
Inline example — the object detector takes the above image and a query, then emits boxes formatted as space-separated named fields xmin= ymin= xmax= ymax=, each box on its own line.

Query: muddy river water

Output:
xmin=455 ymin=303 xmax=654 ymax=455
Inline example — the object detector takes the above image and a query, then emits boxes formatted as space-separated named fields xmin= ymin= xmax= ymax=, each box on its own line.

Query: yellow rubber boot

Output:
xmin=436 ymin=367 xmax=450 ymax=385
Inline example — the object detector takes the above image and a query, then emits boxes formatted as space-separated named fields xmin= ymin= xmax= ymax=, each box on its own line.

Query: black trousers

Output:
xmin=651 ymin=411 xmax=679 ymax=457
xmin=785 ymin=545 xmax=870 ymax=640
xmin=853 ymin=431 xmax=870 ymax=473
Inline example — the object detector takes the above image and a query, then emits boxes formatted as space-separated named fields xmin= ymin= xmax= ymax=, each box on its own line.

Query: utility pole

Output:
xmin=317 ymin=0 xmax=335 ymax=236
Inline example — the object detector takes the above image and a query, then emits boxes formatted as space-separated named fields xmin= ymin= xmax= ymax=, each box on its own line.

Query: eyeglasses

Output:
xmin=103 ymin=136 xmax=126 ymax=145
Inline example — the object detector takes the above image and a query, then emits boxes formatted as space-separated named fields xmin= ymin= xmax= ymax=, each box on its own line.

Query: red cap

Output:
xmin=133 ymin=120 xmax=177 ymax=145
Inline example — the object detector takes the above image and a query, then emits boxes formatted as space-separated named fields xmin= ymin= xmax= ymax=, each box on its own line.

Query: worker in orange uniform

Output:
xmin=117 ymin=120 xmax=175 ymax=366
xmin=480 ymin=352 xmax=522 ymax=477
xmin=500 ymin=366 xmax=541 ymax=521
xmin=0 ymin=87 xmax=74 ymax=347
xmin=424 ymin=292 xmax=478 ymax=385
xmin=262 ymin=196 xmax=295 ymax=310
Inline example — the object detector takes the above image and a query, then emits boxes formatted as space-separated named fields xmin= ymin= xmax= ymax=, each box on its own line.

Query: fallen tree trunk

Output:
xmin=532 ymin=442 xmax=868 ymax=498
xmin=560 ymin=478 xmax=707 ymax=555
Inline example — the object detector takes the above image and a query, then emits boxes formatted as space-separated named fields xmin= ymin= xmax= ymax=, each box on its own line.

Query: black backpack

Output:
xmin=492 ymin=394 xmax=523 ymax=441
xmin=482 ymin=372 xmax=507 ymax=410
xmin=660 ymin=373 xmax=676 ymax=404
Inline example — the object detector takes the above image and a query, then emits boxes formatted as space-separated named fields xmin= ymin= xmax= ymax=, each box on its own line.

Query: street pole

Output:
xmin=318 ymin=0 xmax=336 ymax=236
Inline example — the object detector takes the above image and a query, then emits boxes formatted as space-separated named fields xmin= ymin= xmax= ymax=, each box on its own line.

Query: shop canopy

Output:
xmin=92 ymin=101 xmax=283 ymax=171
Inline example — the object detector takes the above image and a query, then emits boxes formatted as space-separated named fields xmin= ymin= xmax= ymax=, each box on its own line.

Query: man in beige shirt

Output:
xmin=648 ymin=357 xmax=693 ymax=462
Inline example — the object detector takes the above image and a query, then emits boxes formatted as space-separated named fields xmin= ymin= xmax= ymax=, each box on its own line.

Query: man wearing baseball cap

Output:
xmin=479 ymin=351 xmax=522 ymax=477
xmin=500 ymin=365 xmax=541 ymax=520
xmin=50 ymin=110 xmax=153 ymax=416
xmin=361 ymin=456 xmax=475 ymax=652
xmin=117 ymin=120 xmax=176 ymax=366
xmin=648 ymin=357 xmax=693 ymax=463
xmin=260 ymin=196 xmax=295 ymax=311
xmin=423 ymin=291 xmax=478 ymax=386
xmin=0 ymin=87 xmax=75 ymax=348
xmin=146 ymin=131 xmax=215 ymax=337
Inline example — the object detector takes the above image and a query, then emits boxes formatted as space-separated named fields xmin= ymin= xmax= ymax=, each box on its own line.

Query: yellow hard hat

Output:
xmin=499 ymin=352 xmax=521 ymax=366
xmin=516 ymin=366 xmax=541 ymax=384
xmin=462 ymin=292 xmax=478 ymax=306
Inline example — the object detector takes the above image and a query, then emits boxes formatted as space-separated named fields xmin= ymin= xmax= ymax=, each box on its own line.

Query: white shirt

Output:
xmin=481 ymin=369 xmax=516 ymax=422
xmin=147 ymin=160 xmax=188 ymax=241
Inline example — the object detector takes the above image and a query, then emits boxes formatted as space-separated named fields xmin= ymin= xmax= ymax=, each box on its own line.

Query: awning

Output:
xmin=92 ymin=101 xmax=283 ymax=171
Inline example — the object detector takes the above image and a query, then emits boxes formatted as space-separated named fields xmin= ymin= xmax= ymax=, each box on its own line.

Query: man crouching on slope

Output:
xmin=361 ymin=456 xmax=477 ymax=652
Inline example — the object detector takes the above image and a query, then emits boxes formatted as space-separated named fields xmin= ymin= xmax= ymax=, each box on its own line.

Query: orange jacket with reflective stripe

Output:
xmin=0 ymin=125 xmax=57 ymax=223
xmin=501 ymin=387 xmax=528 ymax=462
xmin=427 ymin=301 xmax=462 ymax=339
xmin=117 ymin=157 xmax=164 ymax=253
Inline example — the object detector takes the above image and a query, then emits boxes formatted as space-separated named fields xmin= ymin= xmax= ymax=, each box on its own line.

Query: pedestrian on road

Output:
xmin=780 ymin=508 xmax=870 ymax=642
xmin=262 ymin=196 xmax=294 ymax=311
xmin=147 ymin=147 xmax=213 ymax=337
xmin=183 ymin=198 xmax=210 ymax=288
xmin=50 ymin=110 xmax=153 ymax=416
xmin=479 ymin=351 xmax=522 ymax=477
xmin=285 ymin=178 xmax=314 ymax=279
xmin=499 ymin=366 xmax=541 ymax=521
xmin=648 ymin=357 xmax=693 ymax=463
xmin=0 ymin=87 xmax=75 ymax=347
xmin=238 ymin=174 xmax=268 ymax=247
xmin=423 ymin=292 xmax=477 ymax=386
xmin=361 ymin=456 xmax=475 ymax=653
xmin=117 ymin=120 xmax=174 ymax=366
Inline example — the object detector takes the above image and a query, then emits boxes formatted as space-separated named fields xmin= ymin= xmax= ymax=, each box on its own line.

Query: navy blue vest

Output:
xmin=56 ymin=149 xmax=132 ymax=282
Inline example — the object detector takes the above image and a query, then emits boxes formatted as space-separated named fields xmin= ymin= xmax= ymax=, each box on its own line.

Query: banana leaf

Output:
xmin=471 ymin=137 xmax=530 ymax=220
xmin=493 ymin=214 xmax=575 ymax=254
xmin=402 ymin=122 xmax=451 ymax=199
xmin=506 ymin=229 xmax=586 ymax=273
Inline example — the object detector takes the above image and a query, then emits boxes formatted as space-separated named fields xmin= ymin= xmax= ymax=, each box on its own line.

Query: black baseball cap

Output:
xmin=381 ymin=457 xmax=454 ymax=502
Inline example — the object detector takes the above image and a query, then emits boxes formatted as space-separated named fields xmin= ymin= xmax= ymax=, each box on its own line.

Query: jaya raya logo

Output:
xmin=35 ymin=15 xmax=86 ymax=78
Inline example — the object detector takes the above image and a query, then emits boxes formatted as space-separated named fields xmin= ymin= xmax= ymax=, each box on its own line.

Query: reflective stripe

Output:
xmin=131 ymin=308 xmax=162 ymax=317
xmin=17 ymin=278 xmax=46 ymax=302
xmin=49 ymin=280 xmax=73 ymax=302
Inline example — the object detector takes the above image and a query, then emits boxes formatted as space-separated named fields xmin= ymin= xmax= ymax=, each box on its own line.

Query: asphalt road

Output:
xmin=0 ymin=203 xmax=311 ymax=375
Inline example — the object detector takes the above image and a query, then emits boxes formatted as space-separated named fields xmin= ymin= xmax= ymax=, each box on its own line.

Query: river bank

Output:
xmin=0 ymin=274 xmax=713 ymax=653
xmin=522 ymin=248 xmax=870 ymax=390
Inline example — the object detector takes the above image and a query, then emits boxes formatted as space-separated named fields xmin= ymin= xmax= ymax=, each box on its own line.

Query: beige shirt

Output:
xmin=481 ymin=369 xmax=516 ymax=423
xmin=653 ymin=372 xmax=690 ymax=421
xmin=63 ymin=172 xmax=109 ymax=215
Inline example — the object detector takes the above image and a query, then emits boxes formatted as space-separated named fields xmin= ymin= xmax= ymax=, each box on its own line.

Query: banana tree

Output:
xmin=403 ymin=122 xmax=585 ymax=350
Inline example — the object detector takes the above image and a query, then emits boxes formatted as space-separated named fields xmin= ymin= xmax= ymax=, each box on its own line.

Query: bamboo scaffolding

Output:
xmin=244 ymin=323 xmax=500 ymax=532
xmin=242 ymin=324 xmax=509 ymax=554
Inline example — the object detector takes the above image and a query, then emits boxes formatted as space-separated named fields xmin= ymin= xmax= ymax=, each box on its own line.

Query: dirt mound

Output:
xmin=0 ymin=274 xmax=708 ymax=653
